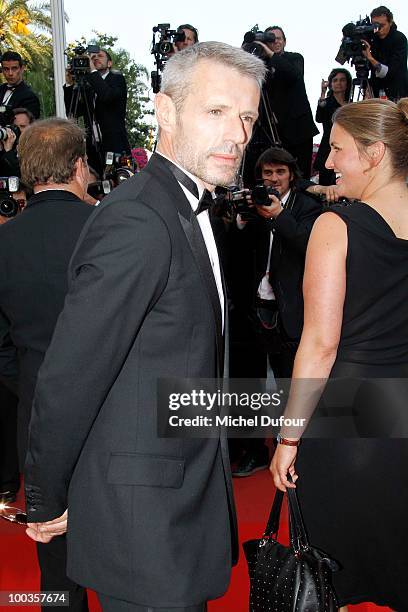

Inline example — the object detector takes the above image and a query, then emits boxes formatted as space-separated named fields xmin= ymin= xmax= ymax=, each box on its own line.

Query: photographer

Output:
xmin=313 ymin=69 xmax=351 ymax=185
xmin=64 ymin=48 xmax=130 ymax=173
xmin=0 ymin=51 xmax=40 ymax=119
xmin=174 ymin=24 xmax=198 ymax=51
xmin=0 ymin=107 xmax=35 ymax=177
xmin=362 ymin=6 xmax=408 ymax=100
xmin=245 ymin=27 xmax=318 ymax=182
xmin=231 ymin=148 xmax=321 ymax=476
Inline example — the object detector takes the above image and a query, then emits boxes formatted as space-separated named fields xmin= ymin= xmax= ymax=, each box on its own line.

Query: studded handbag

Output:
xmin=243 ymin=480 xmax=339 ymax=611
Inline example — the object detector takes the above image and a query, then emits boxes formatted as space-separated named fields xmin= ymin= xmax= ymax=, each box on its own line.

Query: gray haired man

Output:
xmin=24 ymin=42 xmax=265 ymax=611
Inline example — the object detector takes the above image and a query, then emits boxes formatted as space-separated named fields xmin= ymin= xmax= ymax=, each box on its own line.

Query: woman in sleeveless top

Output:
xmin=271 ymin=98 xmax=408 ymax=611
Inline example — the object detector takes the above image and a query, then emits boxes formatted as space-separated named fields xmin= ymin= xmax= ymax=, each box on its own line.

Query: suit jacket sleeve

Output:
xmin=267 ymin=54 xmax=303 ymax=85
xmin=86 ymin=71 xmax=127 ymax=105
xmin=0 ymin=308 xmax=19 ymax=395
xmin=272 ymin=195 xmax=322 ymax=254
xmin=18 ymin=87 xmax=41 ymax=119
xmin=381 ymin=33 xmax=407 ymax=81
xmin=25 ymin=198 xmax=171 ymax=522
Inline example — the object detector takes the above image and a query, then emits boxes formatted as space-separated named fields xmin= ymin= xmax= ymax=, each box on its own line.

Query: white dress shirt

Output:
xmin=157 ymin=152 xmax=224 ymax=330
xmin=258 ymin=189 xmax=291 ymax=301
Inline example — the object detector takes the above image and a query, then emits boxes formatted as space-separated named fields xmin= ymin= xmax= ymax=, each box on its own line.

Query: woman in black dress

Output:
xmin=313 ymin=68 xmax=352 ymax=186
xmin=271 ymin=98 xmax=408 ymax=611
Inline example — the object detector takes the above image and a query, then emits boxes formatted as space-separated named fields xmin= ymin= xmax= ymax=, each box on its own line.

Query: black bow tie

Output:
xmin=156 ymin=155 xmax=213 ymax=216
xmin=195 ymin=189 xmax=214 ymax=216
xmin=6 ymin=85 xmax=15 ymax=91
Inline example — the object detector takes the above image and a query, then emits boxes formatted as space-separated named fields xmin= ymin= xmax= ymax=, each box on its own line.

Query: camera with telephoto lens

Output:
xmin=88 ymin=152 xmax=137 ymax=200
xmin=216 ymin=183 xmax=280 ymax=221
xmin=335 ymin=16 xmax=382 ymax=73
xmin=150 ymin=24 xmax=186 ymax=93
xmin=0 ymin=123 xmax=20 ymax=142
xmin=67 ymin=44 xmax=101 ymax=80
xmin=0 ymin=176 xmax=20 ymax=218
xmin=0 ymin=104 xmax=21 ymax=143
xmin=242 ymin=25 xmax=276 ymax=60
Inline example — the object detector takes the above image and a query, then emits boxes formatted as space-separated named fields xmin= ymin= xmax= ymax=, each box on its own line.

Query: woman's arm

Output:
xmin=270 ymin=211 xmax=348 ymax=490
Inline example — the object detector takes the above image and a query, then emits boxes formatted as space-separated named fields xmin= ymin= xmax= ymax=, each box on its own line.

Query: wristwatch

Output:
xmin=276 ymin=434 xmax=301 ymax=447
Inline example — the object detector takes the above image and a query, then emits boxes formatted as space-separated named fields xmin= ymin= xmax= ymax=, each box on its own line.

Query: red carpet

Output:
xmin=0 ymin=472 xmax=392 ymax=611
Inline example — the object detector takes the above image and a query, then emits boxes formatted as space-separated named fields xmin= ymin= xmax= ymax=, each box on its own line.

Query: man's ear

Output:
xmin=367 ymin=141 xmax=386 ymax=168
xmin=73 ymin=157 xmax=87 ymax=184
xmin=107 ymin=61 xmax=113 ymax=69
xmin=155 ymin=93 xmax=177 ymax=134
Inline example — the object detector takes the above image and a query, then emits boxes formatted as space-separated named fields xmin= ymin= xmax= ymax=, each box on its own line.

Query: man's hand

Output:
xmin=256 ymin=194 xmax=283 ymax=219
xmin=2 ymin=128 xmax=16 ymax=152
xmin=89 ymin=54 xmax=97 ymax=71
xmin=307 ymin=184 xmax=346 ymax=204
xmin=26 ymin=510 xmax=68 ymax=543
xmin=65 ymin=68 xmax=74 ymax=86
xmin=361 ymin=40 xmax=376 ymax=64
xmin=320 ymin=78 xmax=329 ymax=98
xmin=253 ymin=41 xmax=274 ymax=58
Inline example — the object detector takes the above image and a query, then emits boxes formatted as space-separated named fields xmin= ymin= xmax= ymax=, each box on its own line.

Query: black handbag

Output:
xmin=243 ymin=480 xmax=339 ymax=611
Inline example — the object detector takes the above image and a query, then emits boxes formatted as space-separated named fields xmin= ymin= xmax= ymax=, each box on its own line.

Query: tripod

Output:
xmin=67 ymin=74 xmax=105 ymax=172
xmin=349 ymin=59 xmax=374 ymax=101
xmin=241 ymin=86 xmax=282 ymax=188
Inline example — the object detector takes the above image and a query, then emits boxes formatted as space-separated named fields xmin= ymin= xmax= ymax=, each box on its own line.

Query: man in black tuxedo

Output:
xmin=0 ymin=118 xmax=94 ymax=611
xmin=362 ymin=5 xmax=408 ymax=100
xmin=24 ymin=42 xmax=265 ymax=611
xmin=64 ymin=48 xmax=130 ymax=174
xmin=0 ymin=51 xmax=40 ymax=119
xmin=244 ymin=27 xmax=318 ymax=184
xmin=231 ymin=147 xmax=321 ymax=477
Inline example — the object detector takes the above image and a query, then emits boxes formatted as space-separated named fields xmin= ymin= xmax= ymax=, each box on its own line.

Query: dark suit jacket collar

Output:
xmin=0 ymin=80 xmax=27 ymax=92
xmin=144 ymin=152 xmax=224 ymax=372
xmin=144 ymin=153 xmax=193 ymax=221
xmin=26 ymin=190 xmax=85 ymax=209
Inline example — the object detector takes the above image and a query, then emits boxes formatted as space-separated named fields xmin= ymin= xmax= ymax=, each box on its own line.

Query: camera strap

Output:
xmin=284 ymin=190 xmax=296 ymax=213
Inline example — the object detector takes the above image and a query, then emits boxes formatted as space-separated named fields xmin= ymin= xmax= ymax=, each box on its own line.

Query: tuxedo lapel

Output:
xmin=146 ymin=154 xmax=224 ymax=375
xmin=178 ymin=212 xmax=223 ymax=377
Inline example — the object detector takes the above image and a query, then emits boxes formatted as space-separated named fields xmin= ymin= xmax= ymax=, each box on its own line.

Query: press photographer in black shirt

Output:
xmin=64 ymin=48 xmax=130 ymax=173
xmin=0 ymin=107 xmax=35 ymax=177
xmin=362 ymin=5 xmax=408 ymax=100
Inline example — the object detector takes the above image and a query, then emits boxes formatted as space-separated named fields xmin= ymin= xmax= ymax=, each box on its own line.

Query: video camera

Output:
xmin=150 ymin=24 xmax=186 ymax=93
xmin=242 ymin=25 xmax=275 ymax=60
xmin=0 ymin=176 xmax=21 ymax=218
xmin=67 ymin=44 xmax=101 ymax=80
xmin=336 ymin=16 xmax=382 ymax=71
xmin=87 ymin=152 xmax=137 ymax=201
xmin=216 ymin=183 xmax=280 ymax=221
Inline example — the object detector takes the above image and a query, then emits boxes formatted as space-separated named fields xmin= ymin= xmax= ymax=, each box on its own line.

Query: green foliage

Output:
xmin=25 ymin=48 xmax=55 ymax=117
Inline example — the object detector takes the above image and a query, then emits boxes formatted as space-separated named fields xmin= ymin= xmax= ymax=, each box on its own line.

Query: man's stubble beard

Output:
xmin=173 ymin=121 xmax=243 ymax=187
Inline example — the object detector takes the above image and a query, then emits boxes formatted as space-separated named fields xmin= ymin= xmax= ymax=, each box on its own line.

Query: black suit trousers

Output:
xmin=37 ymin=537 xmax=88 ymax=612
xmin=0 ymin=383 xmax=19 ymax=493
xmin=97 ymin=594 xmax=207 ymax=612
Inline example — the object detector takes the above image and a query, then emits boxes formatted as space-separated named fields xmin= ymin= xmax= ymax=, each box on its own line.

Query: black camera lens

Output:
xmin=159 ymin=41 xmax=173 ymax=55
xmin=252 ymin=185 xmax=271 ymax=206
xmin=252 ymin=185 xmax=280 ymax=206
xmin=0 ymin=196 xmax=19 ymax=218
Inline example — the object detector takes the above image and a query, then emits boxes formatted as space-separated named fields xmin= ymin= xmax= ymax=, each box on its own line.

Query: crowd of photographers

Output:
xmin=0 ymin=0 xmax=407 ymax=534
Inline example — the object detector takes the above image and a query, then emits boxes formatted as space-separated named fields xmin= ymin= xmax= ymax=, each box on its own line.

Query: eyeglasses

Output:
xmin=0 ymin=502 xmax=27 ymax=525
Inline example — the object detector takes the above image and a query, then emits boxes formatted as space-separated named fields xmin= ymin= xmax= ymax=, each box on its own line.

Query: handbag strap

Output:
xmin=287 ymin=482 xmax=310 ymax=553
xmin=264 ymin=488 xmax=284 ymax=537
xmin=263 ymin=475 xmax=310 ymax=552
